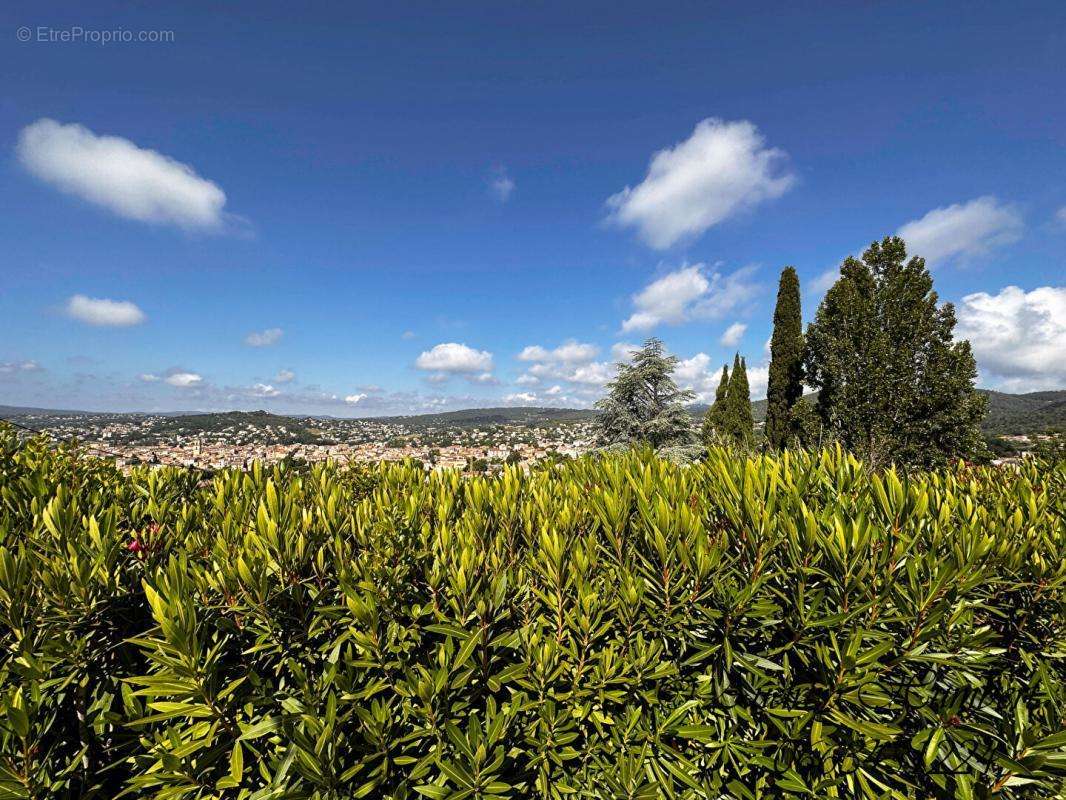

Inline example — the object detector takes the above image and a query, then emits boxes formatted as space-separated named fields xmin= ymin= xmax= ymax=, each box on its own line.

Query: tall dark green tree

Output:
xmin=804 ymin=236 xmax=986 ymax=468
xmin=595 ymin=338 xmax=695 ymax=448
xmin=765 ymin=266 xmax=804 ymax=449
xmin=701 ymin=364 xmax=730 ymax=443
xmin=726 ymin=354 xmax=755 ymax=443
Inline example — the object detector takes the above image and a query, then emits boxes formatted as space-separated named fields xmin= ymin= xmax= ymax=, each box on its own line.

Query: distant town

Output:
xmin=4 ymin=408 xmax=598 ymax=472
xmin=5 ymin=388 xmax=1065 ymax=472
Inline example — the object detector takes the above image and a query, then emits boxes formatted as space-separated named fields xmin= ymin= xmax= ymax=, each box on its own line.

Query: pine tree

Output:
xmin=701 ymin=364 xmax=730 ymax=443
xmin=765 ymin=266 xmax=804 ymax=449
xmin=726 ymin=354 xmax=755 ymax=443
xmin=595 ymin=338 xmax=695 ymax=448
xmin=804 ymin=236 xmax=986 ymax=468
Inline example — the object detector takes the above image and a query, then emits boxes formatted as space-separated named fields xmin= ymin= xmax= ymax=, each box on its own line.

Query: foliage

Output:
xmin=726 ymin=355 xmax=755 ymax=445
xmin=595 ymin=338 xmax=695 ymax=449
xmin=701 ymin=356 xmax=755 ymax=448
xmin=805 ymin=237 xmax=987 ymax=469
xmin=765 ymin=267 xmax=804 ymax=450
xmin=786 ymin=397 xmax=823 ymax=449
xmin=700 ymin=364 xmax=730 ymax=445
xmin=1033 ymin=429 xmax=1066 ymax=462
xmin=1 ymin=426 xmax=1065 ymax=799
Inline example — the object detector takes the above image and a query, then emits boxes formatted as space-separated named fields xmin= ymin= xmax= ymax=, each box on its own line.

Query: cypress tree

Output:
xmin=765 ymin=266 xmax=804 ymax=449
xmin=701 ymin=364 xmax=729 ymax=443
xmin=727 ymin=354 xmax=754 ymax=443
xmin=804 ymin=236 xmax=986 ymax=468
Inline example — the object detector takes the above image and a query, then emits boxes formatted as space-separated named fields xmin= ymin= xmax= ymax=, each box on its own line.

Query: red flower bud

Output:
xmin=128 ymin=539 xmax=144 ymax=553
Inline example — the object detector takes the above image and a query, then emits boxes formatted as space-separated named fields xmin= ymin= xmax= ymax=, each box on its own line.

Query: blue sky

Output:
xmin=2 ymin=1 xmax=1065 ymax=415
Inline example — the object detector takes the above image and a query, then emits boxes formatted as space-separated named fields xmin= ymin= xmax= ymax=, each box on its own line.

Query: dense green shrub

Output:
xmin=0 ymin=426 xmax=1064 ymax=799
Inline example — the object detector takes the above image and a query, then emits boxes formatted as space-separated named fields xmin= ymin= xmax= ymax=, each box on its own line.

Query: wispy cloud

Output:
xmin=719 ymin=322 xmax=747 ymax=347
xmin=244 ymin=328 xmax=283 ymax=347
xmin=897 ymin=196 xmax=1022 ymax=266
xmin=489 ymin=166 xmax=515 ymax=202
xmin=0 ymin=360 xmax=43 ymax=375
xmin=621 ymin=264 xmax=760 ymax=332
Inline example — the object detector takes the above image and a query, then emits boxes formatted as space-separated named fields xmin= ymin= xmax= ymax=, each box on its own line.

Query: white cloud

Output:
xmin=621 ymin=264 xmax=760 ymax=332
xmin=65 ymin=294 xmax=146 ymax=327
xmin=244 ymin=328 xmax=283 ymax=347
xmin=566 ymin=362 xmax=613 ymax=386
xmin=17 ymin=119 xmax=228 ymax=230
xmin=401 ymin=330 xmax=417 ymax=340
xmin=607 ymin=118 xmax=795 ymax=249
xmin=516 ymin=339 xmax=614 ymax=394
xmin=165 ymin=372 xmax=203 ymax=388
xmin=746 ymin=363 xmax=769 ymax=400
xmin=518 ymin=340 xmax=599 ymax=364
xmin=675 ymin=350 xmax=769 ymax=403
xmin=720 ymin=322 xmax=747 ymax=347
xmin=490 ymin=167 xmax=515 ymax=202
xmin=0 ymin=360 xmax=42 ymax=375
xmin=415 ymin=343 xmax=494 ymax=382
xmin=345 ymin=393 xmax=367 ymax=405
xmin=503 ymin=392 xmax=538 ymax=404
xmin=956 ymin=285 xmax=1066 ymax=392
xmin=673 ymin=353 xmax=715 ymax=402
xmin=517 ymin=345 xmax=550 ymax=362
xmin=250 ymin=383 xmax=280 ymax=397
xmin=897 ymin=196 xmax=1022 ymax=266
xmin=275 ymin=369 xmax=295 ymax=384
xmin=138 ymin=373 xmax=160 ymax=382
xmin=1056 ymin=207 xmax=1066 ymax=225
xmin=611 ymin=342 xmax=640 ymax=361
xmin=622 ymin=266 xmax=709 ymax=332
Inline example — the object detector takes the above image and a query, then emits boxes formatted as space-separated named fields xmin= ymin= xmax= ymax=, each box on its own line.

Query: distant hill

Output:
xmin=693 ymin=390 xmax=1066 ymax=435
xmin=980 ymin=390 xmax=1066 ymax=435
xmin=2 ymin=391 xmax=1064 ymax=436
xmin=366 ymin=406 xmax=597 ymax=429
xmin=152 ymin=410 xmax=326 ymax=438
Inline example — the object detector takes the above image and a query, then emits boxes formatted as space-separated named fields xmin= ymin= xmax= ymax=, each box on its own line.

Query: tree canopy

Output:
xmin=701 ymin=364 xmax=730 ymax=444
xmin=765 ymin=266 xmax=804 ymax=449
xmin=701 ymin=355 xmax=754 ymax=446
xmin=804 ymin=236 xmax=986 ymax=468
xmin=595 ymin=338 xmax=695 ymax=448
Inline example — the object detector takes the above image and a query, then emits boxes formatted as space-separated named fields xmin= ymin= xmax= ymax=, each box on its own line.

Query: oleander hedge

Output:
xmin=0 ymin=426 xmax=1064 ymax=799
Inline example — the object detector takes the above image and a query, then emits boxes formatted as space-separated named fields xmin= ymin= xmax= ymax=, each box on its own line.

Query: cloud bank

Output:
xmin=955 ymin=285 xmax=1066 ymax=392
